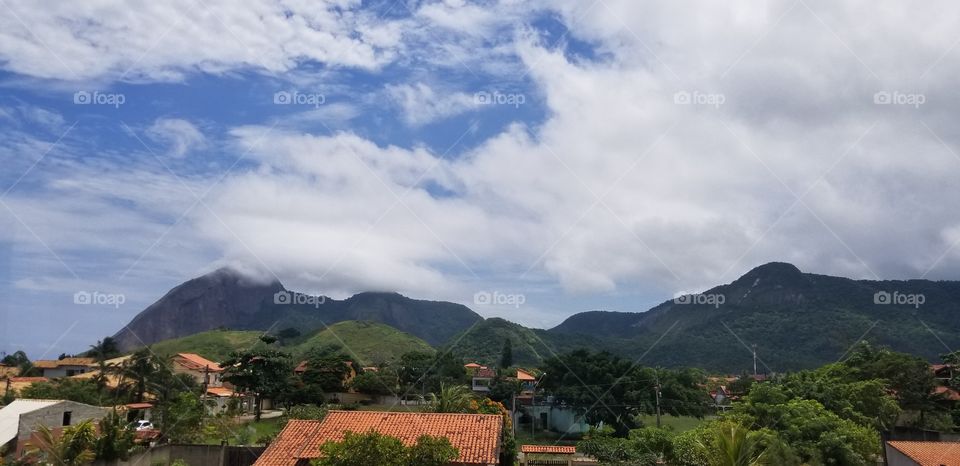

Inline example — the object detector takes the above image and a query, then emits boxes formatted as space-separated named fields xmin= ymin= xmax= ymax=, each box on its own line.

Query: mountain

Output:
xmin=547 ymin=262 xmax=960 ymax=372
xmin=147 ymin=330 xmax=268 ymax=361
xmin=113 ymin=268 xmax=482 ymax=351
xmin=141 ymin=321 xmax=433 ymax=366
xmin=291 ymin=321 xmax=434 ymax=366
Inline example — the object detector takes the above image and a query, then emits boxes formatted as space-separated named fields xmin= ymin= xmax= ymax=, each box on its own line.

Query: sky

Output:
xmin=2 ymin=0 xmax=960 ymax=358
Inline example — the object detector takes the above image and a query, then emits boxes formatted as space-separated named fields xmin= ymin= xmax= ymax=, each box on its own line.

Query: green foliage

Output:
xmin=162 ymin=392 xmax=205 ymax=443
xmin=500 ymin=339 xmax=513 ymax=369
xmin=397 ymin=351 xmax=466 ymax=394
xmin=311 ymin=431 xmax=459 ymax=466
xmin=424 ymin=383 xmax=474 ymax=413
xmin=147 ymin=330 xmax=268 ymax=361
xmin=281 ymin=404 xmax=329 ymax=429
xmin=709 ymin=423 xmax=769 ymax=466
xmin=405 ymin=435 xmax=459 ymax=466
xmin=350 ymin=370 xmax=397 ymax=396
xmin=27 ymin=419 xmax=97 ymax=466
xmin=293 ymin=321 xmax=434 ymax=366
xmin=221 ymin=348 xmax=292 ymax=420
xmin=95 ymin=410 xmax=135 ymax=461
xmin=541 ymin=350 xmax=709 ymax=435
xmin=733 ymin=385 xmax=879 ymax=465
xmin=19 ymin=378 xmax=109 ymax=406
xmin=88 ymin=337 xmax=121 ymax=361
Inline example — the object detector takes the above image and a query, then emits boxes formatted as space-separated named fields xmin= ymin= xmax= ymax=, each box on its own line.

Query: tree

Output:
xmin=312 ymin=431 xmax=458 ymax=466
xmin=221 ymin=345 xmax=292 ymax=421
xmin=709 ymin=423 xmax=768 ymax=466
xmin=162 ymin=392 xmax=205 ymax=443
xmin=314 ymin=431 xmax=407 ymax=466
xmin=27 ymin=419 xmax=97 ymax=465
xmin=123 ymin=349 xmax=159 ymax=403
xmin=95 ymin=410 xmax=135 ymax=461
xmin=500 ymin=339 xmax=513 ymax=369
xmin=350 ymin=371 xmax=397 ymax=397
xmin=88 ymin=337 xmax=120 ymax=361
xmin=405 ymin=435 xmax=458 ymax=466
xmin=20 ymin=378 xmax=105 ymax=406
xmin=424 ymin=383 xmax=474 ymax=413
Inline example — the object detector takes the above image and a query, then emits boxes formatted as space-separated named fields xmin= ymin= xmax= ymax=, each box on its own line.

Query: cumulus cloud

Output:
xmin=0 ymin=0 xmax=409 ymax=81
xmin=4 ymin=0 xmax=960 ymax=340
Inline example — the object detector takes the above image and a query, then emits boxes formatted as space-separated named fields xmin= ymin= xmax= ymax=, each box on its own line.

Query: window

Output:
xmin=62 ymin=411 xmax=72 ymax=426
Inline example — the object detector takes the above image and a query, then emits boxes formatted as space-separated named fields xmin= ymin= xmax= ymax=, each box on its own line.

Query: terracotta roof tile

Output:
xmin=888 ymin=441 xmax=960 ymax=466
xmin=174 ymin=353 xmax=223 ymax=372
xmin=521 ymin=445 xmax=575 ymax=454
xmin=255 ymin=411 xmax=502 ymax=466
xmin=516 ymin=369 xmax=536 ymax=381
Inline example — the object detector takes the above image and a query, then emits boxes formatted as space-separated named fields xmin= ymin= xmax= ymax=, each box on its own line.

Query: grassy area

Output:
xmin=291 ymin=321 xmax=434 ymax=365
xmin=637 ymin=414 xmax=711 ymax=432
xmin=146 ymin=330 xmax=266 ymax=361
xmin=200 ymin=417 xmax=285 ymax=446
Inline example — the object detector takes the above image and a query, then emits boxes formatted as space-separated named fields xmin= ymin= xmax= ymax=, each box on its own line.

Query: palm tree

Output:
xmin=423 ymin=383 xmax=474 ymax=413
xmin=710 ymin=423 xmax=768 ymax=466
xmin=123 ymin=349 xmax=158 ymax=402
xmin=27 ymin=420 xmax=97 ymax=465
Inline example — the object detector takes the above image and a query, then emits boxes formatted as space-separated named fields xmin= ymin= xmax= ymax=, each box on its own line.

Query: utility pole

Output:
xmin=752 ymin=344 xmax=758 ymax=377
xmin=654 ymin=372 xmax=662 ymax=428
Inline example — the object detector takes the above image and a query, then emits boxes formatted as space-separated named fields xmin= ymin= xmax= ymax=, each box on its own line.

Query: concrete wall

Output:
xmin=41 ymin=365 xmax=93 ymax=378
xmin=93 ymin=444 xmax=265 ymax=466
xmin=526 ymin=406 xmax=590 ymax=435
xmin=884 ymin=444 xmax=920 ymax=466
xmin=14 ymin=401 xmax=110 ymax=456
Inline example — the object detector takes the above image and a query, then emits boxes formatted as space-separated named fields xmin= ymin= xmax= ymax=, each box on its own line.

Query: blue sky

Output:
xmin=3 ymin=0 xmax=960 ymax=358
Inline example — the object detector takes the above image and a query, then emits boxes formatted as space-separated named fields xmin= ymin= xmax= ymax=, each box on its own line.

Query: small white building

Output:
xmin=32 ymin=358 xmax=97 ymax=378
xmin=0 ymin=399 xmax=109 ymax=459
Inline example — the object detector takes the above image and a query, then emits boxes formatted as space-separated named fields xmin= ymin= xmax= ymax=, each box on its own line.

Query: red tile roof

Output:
xmin=516 ymin=369 xmax=536 ymax=382
xmin=888 ymin=441 xmax=960 ymax=466
xmin=206 ymin=387 xmax=236 ymax=397
xmin=174 ymin=353 xmax=223 ymax=372
xmin=255 ymin=411 xmax=502 ymax=466
xmin=935 ymin=386 xmax=960 ymax=401
xmin=474 ymin=368 xmax=496 ymax=378
xmin=33 ymin=358 xmax=97 ymax=369
xmin=125 ymin=402 xmax=154 ymax=409
xmin=464 ymin=363 xmax=483 ymax=368
xmin=521 ymin=445 xmax=575 ymax=454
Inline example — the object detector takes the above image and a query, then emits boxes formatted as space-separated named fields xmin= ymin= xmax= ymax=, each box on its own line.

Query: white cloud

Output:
xmin=145 ymin=118 xmax=206 ymax=158
xmin=386 ymin=82 xmax=479 ymax=126
xmin=0 ymin=0 xmax=408 ymax=82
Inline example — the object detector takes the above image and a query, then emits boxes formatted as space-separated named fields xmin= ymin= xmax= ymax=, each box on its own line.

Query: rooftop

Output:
xmin=174 ymin=353 xmax=223 ymax=372
xmin=888 ymin=440 xmax=960 ymax=466
xmin=255 ymin=410 xmax=502 ymax=466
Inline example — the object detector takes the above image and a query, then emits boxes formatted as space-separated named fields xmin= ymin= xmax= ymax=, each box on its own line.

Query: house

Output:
xmin=934 ymin=386 xmax=960 ymax=402
xmin=465 ymin=362 xmax=484 ymax=375
xmin=254 ymin=410 xmax=503 ymax=466
xmin=520 ymin=445 xmax=597 ymax=466
xmin=516 ymin=369 xmax=537 ymax=393
xmin=885 ymin=440 xmax=960 ymax=466
xmin=171 ymin=353 xmax=224 ymax=387
xmin=32 ymin=358 xmax=97 ymax=378
xmin=0 ymin=399 xmax=109 ymax=458
xmin=932 ymin=364 xmax=954 ymax=382
xmin=473 ymin=367 xmax=496 ymax=393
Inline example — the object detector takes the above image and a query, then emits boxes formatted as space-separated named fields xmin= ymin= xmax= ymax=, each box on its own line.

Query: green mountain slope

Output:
xmin=147 ymin=329 xmax=267 ymax=361
xmin=444 ymin=318 xmax=609 ymax=366
xmin=291 ymin=321 xmax=434 ymax=365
